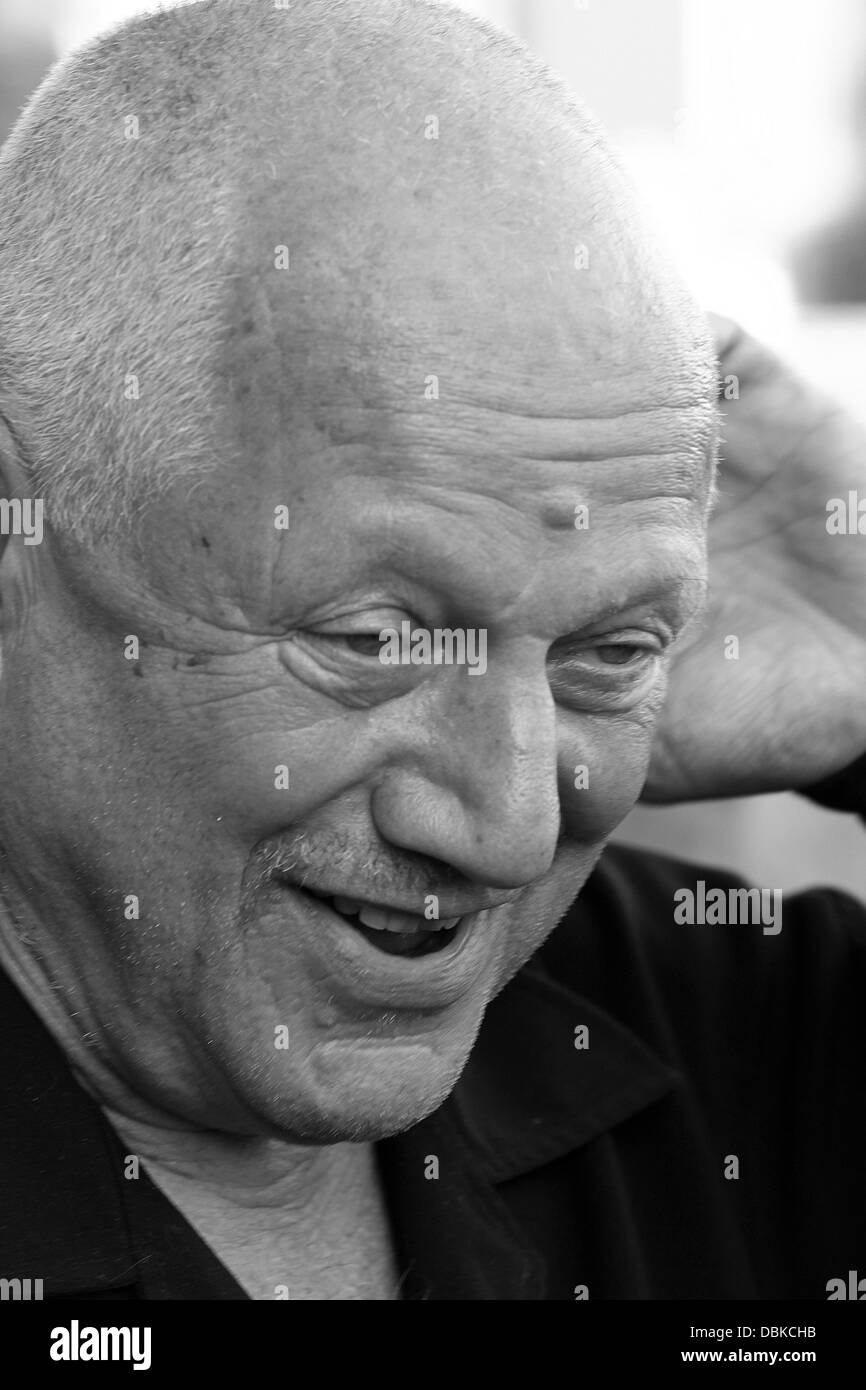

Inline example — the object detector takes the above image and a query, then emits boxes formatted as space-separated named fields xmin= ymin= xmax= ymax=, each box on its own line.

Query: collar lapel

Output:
xmin=380 ymin=951 xmax=679 ymax=1298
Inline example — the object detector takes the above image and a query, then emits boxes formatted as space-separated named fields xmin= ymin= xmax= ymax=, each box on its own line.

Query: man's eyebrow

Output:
xmin=579 ymin=569 xmax=708 ymax=631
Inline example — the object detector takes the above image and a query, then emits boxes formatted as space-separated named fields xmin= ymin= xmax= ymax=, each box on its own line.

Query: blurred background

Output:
xmin=1 ymin=0 xmax=864 ymax=899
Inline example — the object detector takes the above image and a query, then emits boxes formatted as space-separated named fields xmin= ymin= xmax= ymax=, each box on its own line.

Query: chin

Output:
xmin=251 ymin=1035 xmax=476 ymax=1145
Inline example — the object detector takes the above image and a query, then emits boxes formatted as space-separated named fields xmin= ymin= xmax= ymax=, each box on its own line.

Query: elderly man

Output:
xmin=0 ymin=0 xmax=864 ymax=1303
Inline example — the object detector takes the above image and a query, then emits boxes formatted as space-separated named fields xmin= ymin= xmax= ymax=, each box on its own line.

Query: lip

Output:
xmin=275 ymin=881 xmax=497 ymax=1012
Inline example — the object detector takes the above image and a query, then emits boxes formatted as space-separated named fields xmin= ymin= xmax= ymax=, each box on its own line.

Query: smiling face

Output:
xmin=0 ymin=51 xmax=717 ymax=1144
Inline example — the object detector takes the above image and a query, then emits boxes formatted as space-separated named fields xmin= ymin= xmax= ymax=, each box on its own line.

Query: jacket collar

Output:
xmin=377 ymin=933 xmax=681 ymax=1298
xmin=449 ymin=951 xmax=678 ymax=1183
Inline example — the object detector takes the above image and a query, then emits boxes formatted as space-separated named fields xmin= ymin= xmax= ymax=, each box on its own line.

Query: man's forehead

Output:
xmin=123 ymin=165 xmax=718 ymax=622
xmin=247 ymin=472 xmax=708 ymax=650
xmin=125 ymin=369 xmax=712 ymax=641
xmin=224 ymin=212 xmax=713 ymax=415
xmin=177 ymin=218 xmax=716 ymax=622
xmin=216 ymin=263 xmax=717 ymax=534
xmin=217 ymin=86 xmax=716 ymax=438
xmin=132 ymin=399 xmax=709 ymax=648
xmin=201 ymin=334 xmax=715 ymax=559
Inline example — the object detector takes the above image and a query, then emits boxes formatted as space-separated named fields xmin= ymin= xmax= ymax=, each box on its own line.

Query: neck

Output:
xmin=0 ymin=868 xmax=364 ymax=1209
xmin=103 ymin=1106 xmax=397 ymax=1301
xmin=105 ymin=1102 xmax=359 ymax=1216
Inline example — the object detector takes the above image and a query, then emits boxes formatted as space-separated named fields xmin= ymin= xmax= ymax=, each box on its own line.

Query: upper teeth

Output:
xmin=332 ymin=896 xmax=460 ymax=934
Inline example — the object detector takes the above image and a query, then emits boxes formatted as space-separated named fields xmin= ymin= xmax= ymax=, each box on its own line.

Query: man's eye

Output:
xmin=333 ymin=633 xmax=387 ymax=658
xmin=301 ymin=629 xmax=397 ymax=663
xmin=584 ymin=643 xmax=647 ymax=667
xmin=546 ymin=637 xmax=663 ymax=711
xmin=550 ymin=638 xmax=658 ymax=671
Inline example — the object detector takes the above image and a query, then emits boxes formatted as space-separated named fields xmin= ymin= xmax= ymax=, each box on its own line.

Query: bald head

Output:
xmin=0 ymin=0 xmax=709 ymax=544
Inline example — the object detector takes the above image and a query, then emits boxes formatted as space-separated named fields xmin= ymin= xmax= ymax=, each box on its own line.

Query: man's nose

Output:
xmin=371 ymin=666 xmax=561 ymax=889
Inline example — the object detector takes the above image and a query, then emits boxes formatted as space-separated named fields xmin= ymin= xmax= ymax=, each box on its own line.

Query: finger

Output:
xmin=705 ymin=310 xmax=743 ymax=363
xmin=707 ymin=312 xmax=790 ymax=396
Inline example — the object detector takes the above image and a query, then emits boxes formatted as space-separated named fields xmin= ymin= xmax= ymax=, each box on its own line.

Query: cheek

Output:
xmin=164 ymin=690 xmax=375 ymax=841
xmin=557 ymin=712 xmax=656 ymax=844
xmin=491 ymin=719 xmax=656 ymax=987
xmin=494 ymin=840 xmax=603 ymax=987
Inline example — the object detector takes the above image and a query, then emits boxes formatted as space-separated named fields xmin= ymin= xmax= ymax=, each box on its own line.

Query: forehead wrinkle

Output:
xmin=538 ymin=450 xmax=711 ymax=515
xmin=541 ymin=493 xmax=703 ymax=534
xmin=514 ymin=410 xmax=716 ymax=461
xmin=381 ymin=485 xmax=540 ymax=556
xmin=336 ymin=443 xmax=710 ymax=527
xmin=433 ymin=392 xmax=716 ymax=429
xmin=300 ymin=396 xmax=718 ymax=472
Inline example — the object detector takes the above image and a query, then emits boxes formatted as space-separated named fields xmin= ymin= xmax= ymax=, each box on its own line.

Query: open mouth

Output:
xmin=307 ymin=890 xmax=462 ymax=959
